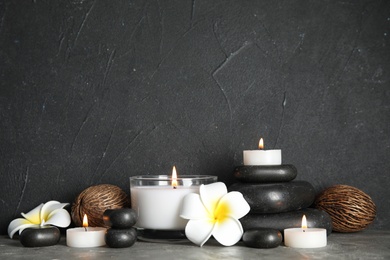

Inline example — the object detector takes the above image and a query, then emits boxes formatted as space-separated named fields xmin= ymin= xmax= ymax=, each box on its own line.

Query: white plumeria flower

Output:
xmin=180 ymin=182 xmax=250 ymax=247
xmin=8 ymin=200 xmax=71 ymax=239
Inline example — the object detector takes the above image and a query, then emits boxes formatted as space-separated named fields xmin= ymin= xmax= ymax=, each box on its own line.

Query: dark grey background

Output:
xmin=1 ymin=0 xmax=389 ymax=235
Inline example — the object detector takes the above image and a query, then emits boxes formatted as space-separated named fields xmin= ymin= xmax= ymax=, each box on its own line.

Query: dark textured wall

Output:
xmin=0 ymin=0 xmax=389 ymax=235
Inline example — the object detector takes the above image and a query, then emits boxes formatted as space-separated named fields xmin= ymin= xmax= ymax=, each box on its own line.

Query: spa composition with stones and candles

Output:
xmin=2 ymin=0 xmax=389 ymax=258
xmin=5 ymin=137 xmax=377 ymax=251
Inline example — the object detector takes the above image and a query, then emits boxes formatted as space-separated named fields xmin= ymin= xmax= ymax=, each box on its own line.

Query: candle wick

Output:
xmin=84 ymin=227 xmax=87 ymax=232
xmin=303 ymin=229 xmax=306 ymax=232
xmin=173 ymin=186 xmax=177 ymax=189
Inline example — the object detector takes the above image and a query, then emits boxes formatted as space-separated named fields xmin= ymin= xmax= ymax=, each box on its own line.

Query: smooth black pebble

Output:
xmin=229 ymin=181 xmax=315 ymax=214
xmin=234 ymin=165 xmax=297 ymax=183
xmin=103 ymin=208 xmax=138 ymax=229
xmin=242 ymin=228 xmax=282 ymax=248
xmin=105 ymin=227 xmax=137 ymax=248
xmin=241 ymin=208 xmax=333 ymax=235
xmin=19 ymin=226 xmax=60 ymax=247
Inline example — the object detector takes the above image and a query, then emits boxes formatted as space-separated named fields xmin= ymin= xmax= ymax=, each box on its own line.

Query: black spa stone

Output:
xmin=229 ymin=181 xmax=315 ymax=214
xmin=234 ymin=165 xmax=297 ymax=183
xmin=103 ymin=208 xmax=137 ymax=229
xmin=240 ymin=208 xmax=333 ymax=235
xmin=105 ymin=227 xmax=137 ymax=248
xmin=19 ymin=226 xmax=61 ymax=247
xmin=242 ymin=228 xmax=282 ymax=248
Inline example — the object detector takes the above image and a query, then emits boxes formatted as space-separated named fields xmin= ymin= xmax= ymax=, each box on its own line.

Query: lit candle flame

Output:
xmin=172 ymin=166 xmax=178 ymax=189
xmin=302 ymin=215 xmax=308 ymax=230
xmin=258 ymin=138 xmax=264 ymax=150
xmin=83 ymin=214 xmax=88 ymax=231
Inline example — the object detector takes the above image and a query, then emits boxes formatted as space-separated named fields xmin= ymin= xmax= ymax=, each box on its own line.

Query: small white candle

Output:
xmin=284 ymin=215 xmax=327 ymax=248
xmin=243 ymin=138 xmax=282 ymax=165
xmin=66 ymin=214 xmax=106 ymax=248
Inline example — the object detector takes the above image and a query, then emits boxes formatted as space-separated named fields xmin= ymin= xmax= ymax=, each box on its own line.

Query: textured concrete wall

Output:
xmin=0 ymin=0 xmax=389 ymax=234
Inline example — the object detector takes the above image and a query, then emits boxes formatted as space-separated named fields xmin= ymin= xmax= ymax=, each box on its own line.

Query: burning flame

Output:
xmin=258 ymin=138 xmax=264 ymax=150
xmin=302 ymin=215 xmax=308 ymax=229
xmin=83 ymin=214 xmax=88 ymax=229
xmin=172 ymin=166 xmax=178 ymax=188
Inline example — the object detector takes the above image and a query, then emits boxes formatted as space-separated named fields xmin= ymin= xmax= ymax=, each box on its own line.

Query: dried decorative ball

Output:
xmin=71 ymin=184 xmax=130 ymax=227
xmin=314 ymin=185 xmax=376 ymax=232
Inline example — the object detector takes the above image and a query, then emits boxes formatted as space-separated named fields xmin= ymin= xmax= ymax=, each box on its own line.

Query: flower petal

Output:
xmin=213 ymin=216 xmax=244 ymax=246
xmin=180 ymin=193 xmax=209 ymax=220
xmin=7 ymin=218 xmax=36 ymax=238
xmin=44 ymin=209 xmax=71 ymax=227
xmin=200 ymin=182 xmax=227 ymax=216
xmin=41 ymin=201 xmax=68 ymax=222
xmin=21 ymin=203 xmax=43 ymax=224
xmin=185 ymin=219 xmax=214 ymax=247
xmin=218 ymin=191 xmax=250 ymax=219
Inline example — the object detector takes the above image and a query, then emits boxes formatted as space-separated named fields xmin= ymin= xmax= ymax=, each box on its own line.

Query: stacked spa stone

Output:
xmin=103 ymin=208 xmax=138 ymax=248
xmin=229 ymin=164 xmax=332 ymax=248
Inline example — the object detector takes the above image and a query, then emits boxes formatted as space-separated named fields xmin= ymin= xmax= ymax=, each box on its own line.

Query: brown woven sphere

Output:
xmin=314 ymin=185 xmax=376 ymax=232
xmin=71 ymin=184 xmax=130 ymax=227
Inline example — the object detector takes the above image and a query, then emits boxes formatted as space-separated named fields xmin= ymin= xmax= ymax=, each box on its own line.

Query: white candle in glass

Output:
xmin=130 ymin=167 xmax=216 ymax=230
xmin=131 ymin=185 xmax=198 ymax=230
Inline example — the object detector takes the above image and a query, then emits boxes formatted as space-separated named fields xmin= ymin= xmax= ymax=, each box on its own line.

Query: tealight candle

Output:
xmin=284 ymin=215 xmax=327 ymax=248
xmin=243 ymin=138 xmax=281 ymax=165
xmin=130 ymin=167 xmax=217 ymax=230
xmin=66 ymin=214 xmax=106 ymax=248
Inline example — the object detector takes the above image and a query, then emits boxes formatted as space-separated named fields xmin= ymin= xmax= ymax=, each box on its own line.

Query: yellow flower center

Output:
xmin=211 ymin=200 xmax=230 ymax=224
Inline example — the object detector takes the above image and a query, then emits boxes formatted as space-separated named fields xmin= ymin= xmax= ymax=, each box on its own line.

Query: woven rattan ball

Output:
xmin=314 ymin=185 xmax=376 ymax=232
xmin=71 ymin=184 xmax=130 ymax=227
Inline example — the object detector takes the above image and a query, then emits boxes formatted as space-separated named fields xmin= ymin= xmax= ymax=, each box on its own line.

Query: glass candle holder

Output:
xmin=130 ymin=175 xmax=217 ymax=240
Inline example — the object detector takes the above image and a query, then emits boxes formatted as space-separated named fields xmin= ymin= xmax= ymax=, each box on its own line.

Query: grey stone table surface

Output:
xmin=0 ymin=230 xmax=389 ymax=260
